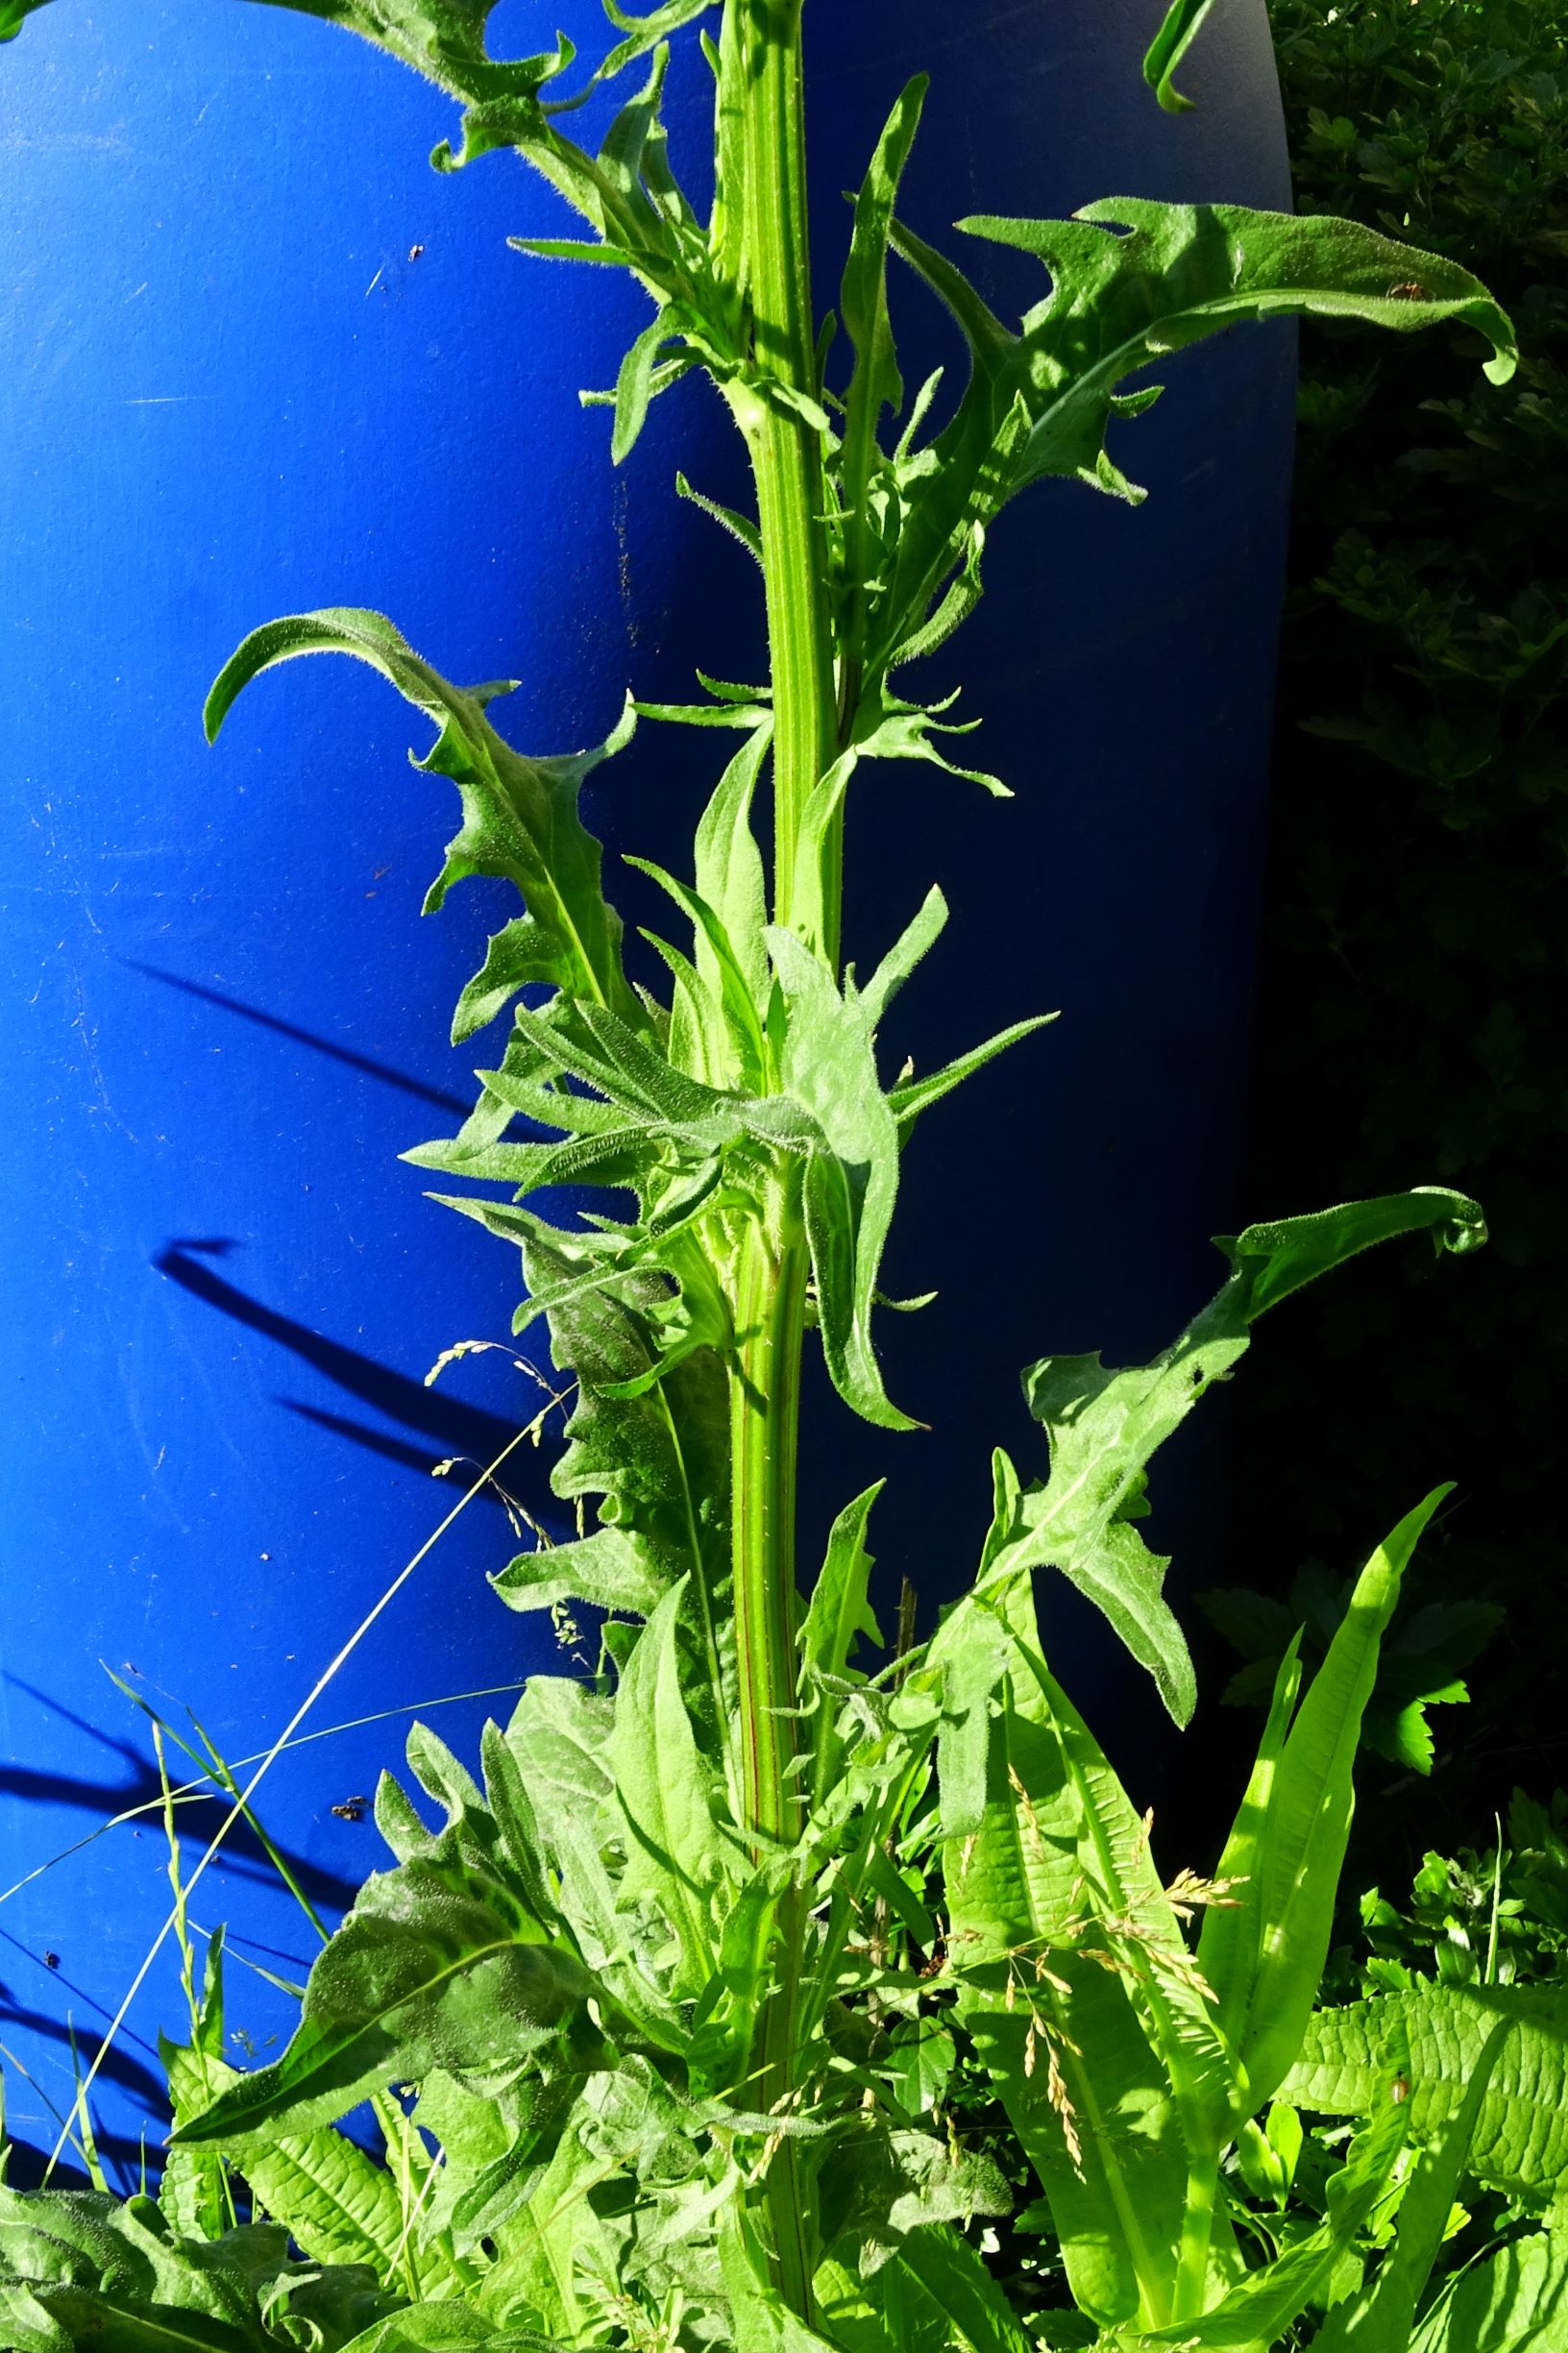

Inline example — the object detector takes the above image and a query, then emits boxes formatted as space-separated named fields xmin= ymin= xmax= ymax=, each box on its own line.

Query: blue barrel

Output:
xmin=0 ymin=0 xmax=1291 ymax=2179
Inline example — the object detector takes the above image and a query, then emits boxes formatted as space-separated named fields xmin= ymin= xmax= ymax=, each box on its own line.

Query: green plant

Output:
xmin=0 ymin=4 xmax=1547 ymax=2349
xmin=1336 ymin=1790 xmax=1568 ymax=1997
xmin=1205 ymin=1804 xmax=1568 ymax=2351
xmin=1233 ymin=0 xmax=1568 ymax=1830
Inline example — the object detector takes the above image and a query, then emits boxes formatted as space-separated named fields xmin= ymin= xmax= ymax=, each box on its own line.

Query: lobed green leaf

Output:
xmin=206 ymin=608 xmax=639 ymax=1033
xmin=986 ymin=1189 xmax=1484 ymax=1720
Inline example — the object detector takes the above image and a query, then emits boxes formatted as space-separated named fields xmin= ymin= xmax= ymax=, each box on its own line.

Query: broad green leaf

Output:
xmin=687 ymin=1871 xmax=782 ymax=2096
xmin=719 ymin=2213 xmax=845 ymax=2353
xmin=767 ymin=928 xmax=918 ymax=1432
xmin=980 ymin=204 xmax=1520 ymax=501
xmin=987 ymin=1190 xmax=1485 ymax=1721
xmin=1409 ymin=2232 xmax=1568 ymax=2353
xmin=475 ymin=2100 xmax=637 ymax=2341
xmin=160 ymin=1939 xmax=457 ymax=2293
xmin=1200 ymin=1490 xmax=1449 ymax=2117
xmin=0 ymin=0 xmax=51 ymax=41
xmin=502 ymin=1677 xmax=657 ymax=2022
xmin=926 ymin=1594 xmax=1009 ymax=1846
xmin=492 ymin=1525 xmax=667 ymax=1621
xmin=0 ymin=2188 xmax=396 ymax=2353
xmin=894 ymin=2225 xmax=1037 ymax=2353
xmin=811 ymin=2259 xmax=907 ymax=2353
xmin=817 ymin=2115 xmax=1011 ymax=2272
xmin=342 ymin=2298 xmax=568 ymax=2352
xmin=1314 ymin=2016 xmax=1514 ymax=2353
xmin=1283 ymin=1983 xmax=1568 ymax=2203
xmin=240 ymin=2126 xmax=453 ymax=2292
xmin=413 ymin=2064 xmax=581 ymax=2263
xmin=1142 ymin=0 xmax=1217 ymax=113
xmin=206 ymin=609 xmax=639 ymax=1028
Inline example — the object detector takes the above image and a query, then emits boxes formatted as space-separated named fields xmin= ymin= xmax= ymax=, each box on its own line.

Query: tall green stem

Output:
xmin=729 ymin=1200 xmax=815 ymax=2318
xmin=729 ymin=1206 xmax=807 ymax=1851
xmin=719 ymin=8 xmax=842 ymax=2318
xmin=733 ymin=0 xmax=839 ymax=961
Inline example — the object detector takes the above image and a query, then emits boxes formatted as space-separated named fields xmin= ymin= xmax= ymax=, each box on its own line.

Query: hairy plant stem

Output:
xmin=728 ymin=1199 xmax=814 ymax=2316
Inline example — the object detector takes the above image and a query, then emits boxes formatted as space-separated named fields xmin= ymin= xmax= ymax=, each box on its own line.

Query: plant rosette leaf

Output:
xmin=173 ymin=1730 xmax=596 ymax=2147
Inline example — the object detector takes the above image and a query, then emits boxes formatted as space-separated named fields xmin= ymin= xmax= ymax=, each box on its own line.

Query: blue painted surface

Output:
xmin=0 ymin=0 xmax=1291 ymax=2179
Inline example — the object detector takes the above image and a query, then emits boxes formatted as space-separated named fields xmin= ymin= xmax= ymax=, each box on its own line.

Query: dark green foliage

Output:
xmin=1235 ymin=0 xmax=1568 ymax=1826
xmin=1335 ymin=1788 xmax=1568 ymax=1995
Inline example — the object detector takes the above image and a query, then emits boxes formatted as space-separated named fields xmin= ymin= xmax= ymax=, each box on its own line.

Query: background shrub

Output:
xmin=1229 ymin=0 xmax=1568 ymax=1854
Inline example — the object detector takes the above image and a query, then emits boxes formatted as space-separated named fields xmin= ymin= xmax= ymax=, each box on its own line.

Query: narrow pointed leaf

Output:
xmin=800 ymin=1483 xmax=885 ymax=1806
xmin=1143 ymin=0 xmax=1218 ymax=113
xmin=767 ymin=929 xmax=919 ymax=1433
xmin=1200 ymin=1490 xmax=1450 ymax=2115
xmin=888 ymin=1016 xmax=1055 ymax=1129
xmin=858 ymin=887 xmax=946 ymax=1031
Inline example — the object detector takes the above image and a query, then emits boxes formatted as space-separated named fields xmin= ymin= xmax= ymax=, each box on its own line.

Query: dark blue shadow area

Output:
xmin=152 ymin=1244 xmax=532 ymax=1480
xmin=129 ymin=965 xmax=472 ymax=1120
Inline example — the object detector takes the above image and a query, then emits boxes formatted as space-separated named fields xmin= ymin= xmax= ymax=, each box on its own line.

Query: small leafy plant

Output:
xmin=0 ymin=4 xmax=1552 ymax=2349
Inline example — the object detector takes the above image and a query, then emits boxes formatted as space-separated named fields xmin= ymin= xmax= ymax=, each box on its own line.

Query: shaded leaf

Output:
xmin=1409 ymin=2231 xmax=1568 ymax=2353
